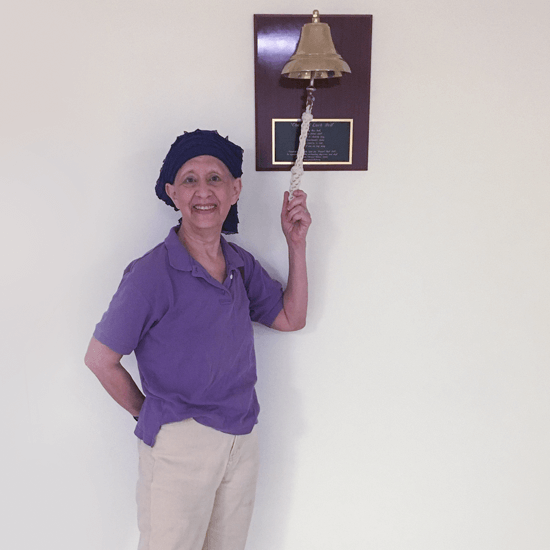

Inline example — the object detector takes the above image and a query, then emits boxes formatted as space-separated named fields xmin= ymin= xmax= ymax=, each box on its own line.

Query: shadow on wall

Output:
xmin=239 ymin=169 xmax=336 ymax=549
xmin=246 ymin=325 xmax=306 ymax=550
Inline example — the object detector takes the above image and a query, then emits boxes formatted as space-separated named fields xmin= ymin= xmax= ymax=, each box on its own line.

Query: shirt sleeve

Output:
xmin=93 ymin=271 xmax=159 ymax=356
xmin=238 ymin=248 xmax=284 ymax=327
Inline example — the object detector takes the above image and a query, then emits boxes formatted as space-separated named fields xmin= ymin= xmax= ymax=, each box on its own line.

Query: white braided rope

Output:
xmin=289 ymin=104 xmax=314 ymax=201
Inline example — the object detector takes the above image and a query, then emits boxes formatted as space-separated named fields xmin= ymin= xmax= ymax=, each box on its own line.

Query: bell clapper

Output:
xmin=306 ymin=76 xmax=316 ymax=110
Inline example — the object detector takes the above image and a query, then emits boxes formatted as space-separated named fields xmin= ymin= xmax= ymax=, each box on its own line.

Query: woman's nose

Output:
xmin=195 ymin=179 xmax=212 ymax=196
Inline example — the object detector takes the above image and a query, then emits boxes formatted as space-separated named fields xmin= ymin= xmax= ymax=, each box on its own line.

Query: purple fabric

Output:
xmin=94 ymin=227 xmax=284 ymax=446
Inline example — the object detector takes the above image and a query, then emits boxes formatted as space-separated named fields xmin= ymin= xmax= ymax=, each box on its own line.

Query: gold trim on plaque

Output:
xmin=272 ymin=118 xmax=353 ymax=165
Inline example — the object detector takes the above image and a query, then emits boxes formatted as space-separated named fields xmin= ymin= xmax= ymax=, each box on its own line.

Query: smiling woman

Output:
xmin=85 ymin=128 xmax=311 ymax=550
xmin=165 ymin=155 xmax=242 ymax=239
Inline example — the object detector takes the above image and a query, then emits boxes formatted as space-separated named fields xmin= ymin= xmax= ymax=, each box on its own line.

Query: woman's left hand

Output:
xmin=281 ymin=190 xmax=312 ymax=246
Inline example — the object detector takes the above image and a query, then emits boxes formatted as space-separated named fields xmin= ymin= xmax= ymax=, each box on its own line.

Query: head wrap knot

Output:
xmin=155 ymin=129 xmax=243 ymax=234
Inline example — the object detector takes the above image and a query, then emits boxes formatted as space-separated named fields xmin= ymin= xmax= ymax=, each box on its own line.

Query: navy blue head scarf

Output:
xmin=155 ymin=129 xmax=243 ymax=234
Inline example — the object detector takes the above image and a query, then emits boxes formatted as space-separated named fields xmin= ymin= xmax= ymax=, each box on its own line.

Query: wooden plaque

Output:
xmin=254 ymin=14 xmax=372 ymax=171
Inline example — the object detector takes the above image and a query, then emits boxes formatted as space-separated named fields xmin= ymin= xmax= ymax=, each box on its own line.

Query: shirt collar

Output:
xmin=220 ymin=236 xmax=245 ymax=272
xmin=164 ymin=226 xmax=244 ymax=272
xmin=163 ymin=226 xmax=192 ymax=271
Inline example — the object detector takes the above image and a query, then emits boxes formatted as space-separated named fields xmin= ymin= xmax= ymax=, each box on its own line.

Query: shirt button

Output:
xmin=230 ymin=273 xmax=233 ymax=280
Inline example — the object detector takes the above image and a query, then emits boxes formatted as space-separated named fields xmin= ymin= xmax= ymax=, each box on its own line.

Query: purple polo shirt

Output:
xmin=94 ymin=227 xmax=284 ymax=446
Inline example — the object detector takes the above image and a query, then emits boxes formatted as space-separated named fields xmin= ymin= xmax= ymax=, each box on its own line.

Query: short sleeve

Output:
xmin=93 ymin=275 xmax=158 ymax=356
xmin=237 ymin=247 xmax=284 ymax=327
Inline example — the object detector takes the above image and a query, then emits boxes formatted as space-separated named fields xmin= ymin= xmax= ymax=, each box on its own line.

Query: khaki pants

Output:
xmin=136 ymin=419 xmax=259 ymax=550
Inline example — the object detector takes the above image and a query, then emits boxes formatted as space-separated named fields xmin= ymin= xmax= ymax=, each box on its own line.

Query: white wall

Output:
xmin=2 ymin=0 xmax=550 ymax=548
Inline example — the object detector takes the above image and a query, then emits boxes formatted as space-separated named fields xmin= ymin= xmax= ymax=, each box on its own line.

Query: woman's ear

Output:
xmin=165 ymin=182 xmax=176 ymax=204
xmin=232 ymin=177 xmax=242 ymax=204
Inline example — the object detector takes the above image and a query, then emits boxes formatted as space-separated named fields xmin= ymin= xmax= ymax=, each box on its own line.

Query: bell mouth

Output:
xmin=281 ymin=47 xmax=351 ymax=80
xmin=283 ymin=70 xmax=341 ymax=79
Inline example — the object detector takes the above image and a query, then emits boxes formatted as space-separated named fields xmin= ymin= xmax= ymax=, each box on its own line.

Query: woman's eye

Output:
xmin=210 ymin=175 xmax=221 ymax=182
xmin=183 ymin=177 xmax=196 ymax=184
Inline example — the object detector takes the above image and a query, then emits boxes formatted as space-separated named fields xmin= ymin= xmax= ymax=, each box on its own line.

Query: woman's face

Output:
xmin=165 ymin=155 xmax=241 ymax=235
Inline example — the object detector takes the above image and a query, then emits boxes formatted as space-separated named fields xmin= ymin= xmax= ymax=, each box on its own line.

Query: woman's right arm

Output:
xmin=84 ymin=337 xmax=145 ymax=417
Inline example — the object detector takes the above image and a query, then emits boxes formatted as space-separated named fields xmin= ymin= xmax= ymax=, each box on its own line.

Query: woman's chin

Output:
xmin=181 ymin=213 xmax=225 ymax=234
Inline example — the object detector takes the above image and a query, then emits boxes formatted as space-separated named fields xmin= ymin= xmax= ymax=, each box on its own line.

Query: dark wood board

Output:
xmin=254 ymin=14 xmax=372 ymax=171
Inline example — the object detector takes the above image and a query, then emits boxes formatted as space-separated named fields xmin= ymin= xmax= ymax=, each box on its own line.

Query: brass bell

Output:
xmin=281 ymin=10 xmax=351 ymax=79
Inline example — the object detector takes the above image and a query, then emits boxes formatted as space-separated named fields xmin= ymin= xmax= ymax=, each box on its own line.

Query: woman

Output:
xmin=85 ymin=129 xmax=311 ymax=550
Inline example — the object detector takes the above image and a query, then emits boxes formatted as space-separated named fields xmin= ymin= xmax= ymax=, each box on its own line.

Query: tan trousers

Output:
xmin=136 ymin=419 xmax=259 ymax=550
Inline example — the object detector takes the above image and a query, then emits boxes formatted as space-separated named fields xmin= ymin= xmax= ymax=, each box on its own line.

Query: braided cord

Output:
xmin=289 ymin=103 xmax=314 ymax=201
